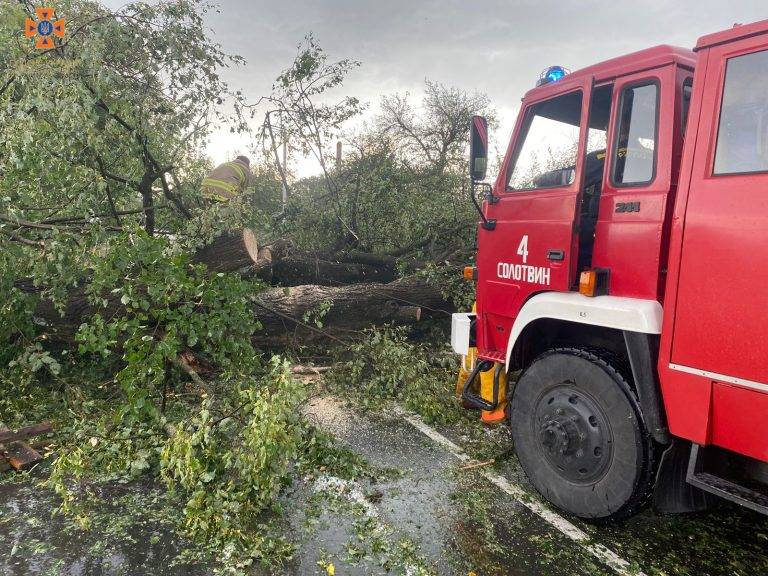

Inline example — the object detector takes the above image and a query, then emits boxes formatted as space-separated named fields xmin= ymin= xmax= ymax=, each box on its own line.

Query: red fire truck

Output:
xmin=453 ymin=19 xmax=768 ymax=522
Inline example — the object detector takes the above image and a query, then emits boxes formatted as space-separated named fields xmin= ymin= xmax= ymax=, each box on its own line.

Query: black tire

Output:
xmin=509 ymin=347 xmax=655 ymax=523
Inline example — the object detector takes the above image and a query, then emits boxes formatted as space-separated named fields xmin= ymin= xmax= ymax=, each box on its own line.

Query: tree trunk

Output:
xmin=251 ymin=276 xmax=449 ymax=347
xmin=189 ymin=232 xmax=395 ymax=285
xmin=27 ymin=276 xmax=450 ymax=349
xmin=271 ymin=254 xmax=394 ymax=286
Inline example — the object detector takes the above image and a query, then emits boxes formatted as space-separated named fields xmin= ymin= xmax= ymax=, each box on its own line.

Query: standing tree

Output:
xmin=258 ymin=34 xmax=364 ymax=243
xmin=379 ymin=81 xmax=493 ymax=174
xmin=283 ymin=81 xmax=495 ymax=267
xmin=0 ymin=0 xmax=248 ymax=246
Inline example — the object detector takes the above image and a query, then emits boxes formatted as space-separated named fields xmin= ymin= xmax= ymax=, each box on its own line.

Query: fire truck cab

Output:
xmin=455 ymin=19 xmax=768 ymax=521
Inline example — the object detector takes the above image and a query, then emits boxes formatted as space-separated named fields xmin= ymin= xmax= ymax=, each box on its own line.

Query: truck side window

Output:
xmin=681 ymin=77 xmax=693 ymax=136
xmin=714 ymin=50 xmax=768 ymax=175
xmin=612 ymin=83 xmax=658 ymax=185
xmin=506 ymin=91 xmax=582 ymax=190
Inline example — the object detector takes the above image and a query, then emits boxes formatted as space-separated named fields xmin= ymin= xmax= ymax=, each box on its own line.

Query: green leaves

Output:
xmin=0 ymin=0 xmax=249 ymax=257
xmin=8 ymin=343 xmax=62 ymax=376
xmin=75 ymin=230 xmax=262 ymax=394
xmin=160 ymin=357 xmax=302 ymax=569
xmin=329 ymin=325 xmax=462 ymax=424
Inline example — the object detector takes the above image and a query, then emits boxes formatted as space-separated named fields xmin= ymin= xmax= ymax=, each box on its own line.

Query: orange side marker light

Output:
xmin=579 ymin=270 xmax=597 ymax=297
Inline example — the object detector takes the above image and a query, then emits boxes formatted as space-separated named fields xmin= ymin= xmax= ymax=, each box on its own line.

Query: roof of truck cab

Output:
xmin=696 ymin=19 xmax=768 ymax=51
xmin=522 ymin=45 xmax=696 ymax=101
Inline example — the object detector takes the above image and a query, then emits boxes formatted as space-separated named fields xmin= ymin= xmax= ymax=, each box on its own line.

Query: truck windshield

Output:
xmin=506 ymin=91 xmax=582 ymax=190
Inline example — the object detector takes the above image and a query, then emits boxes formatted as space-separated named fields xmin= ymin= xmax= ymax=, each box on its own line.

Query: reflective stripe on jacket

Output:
xmin=201 ymin=159 xmax=252 ymax=201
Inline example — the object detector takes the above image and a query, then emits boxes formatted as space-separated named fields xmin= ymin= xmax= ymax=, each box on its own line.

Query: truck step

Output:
xmin=687 ymin=444 xmax=768 ymax=516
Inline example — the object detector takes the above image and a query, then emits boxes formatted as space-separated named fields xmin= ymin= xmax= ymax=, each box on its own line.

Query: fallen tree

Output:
xmin=14 ymin=228 xmax=452 ymax=354
xmin=190 ymin=229 xmax=396 ymax=285
xmin=26 ymin=275 xmax=448 ymax=349
xmin=250 ymin=275 xmax=444 ymax=347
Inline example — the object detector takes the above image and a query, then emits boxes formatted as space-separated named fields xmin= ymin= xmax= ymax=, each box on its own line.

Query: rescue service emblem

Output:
xmin=24 ymin=7 xmax=65 ymax=50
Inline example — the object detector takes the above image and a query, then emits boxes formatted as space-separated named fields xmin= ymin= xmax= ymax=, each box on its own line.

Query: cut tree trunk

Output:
xmin=189 ymin=231 xmax=395 ymax=286
xmin=191 ymin=229 xmax=261 ymax=273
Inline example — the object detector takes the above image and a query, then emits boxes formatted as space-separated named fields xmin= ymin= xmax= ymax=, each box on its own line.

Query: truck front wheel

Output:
xmin=509 ymin=348 xmax=655 ymax=523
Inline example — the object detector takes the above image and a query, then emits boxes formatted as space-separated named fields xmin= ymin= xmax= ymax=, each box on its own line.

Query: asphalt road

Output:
xmin=300 ymin=396 xmax=768 ymax=576
xmin=1 ymin=395 xmax=767 ymax=575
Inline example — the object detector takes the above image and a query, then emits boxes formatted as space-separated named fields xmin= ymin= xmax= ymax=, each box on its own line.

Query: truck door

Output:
xmin=476 ymin=80 xmax=591 ymax=358
xmin=668 ymin=39 xmax=768 ymax=460
xmin=672 ymin=41 xmax=768 ymax=386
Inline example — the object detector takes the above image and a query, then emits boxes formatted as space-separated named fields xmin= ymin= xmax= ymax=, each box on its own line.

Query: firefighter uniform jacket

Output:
xmin=201 ymin=159 xmax=252 ymax=202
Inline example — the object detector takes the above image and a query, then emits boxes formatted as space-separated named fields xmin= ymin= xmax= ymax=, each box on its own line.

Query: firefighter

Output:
xmin=201 ymin=155 xmax=253 ymax=203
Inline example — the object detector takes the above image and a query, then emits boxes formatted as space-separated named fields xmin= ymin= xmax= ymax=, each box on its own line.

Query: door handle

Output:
xmin=547 ymin=249 xmax=565 ymax=261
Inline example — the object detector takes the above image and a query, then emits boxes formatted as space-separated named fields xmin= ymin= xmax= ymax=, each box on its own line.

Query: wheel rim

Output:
xmin=533 ymin=383 xmax=613 ymax=484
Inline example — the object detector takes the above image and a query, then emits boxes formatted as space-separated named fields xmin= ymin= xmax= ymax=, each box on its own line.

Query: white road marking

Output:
xmin=395 ymin=407 xmax=647 ymax=576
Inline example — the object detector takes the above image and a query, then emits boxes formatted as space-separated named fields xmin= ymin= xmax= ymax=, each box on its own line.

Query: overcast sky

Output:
xmin=103 ymin=0 xmax=768 ymax=175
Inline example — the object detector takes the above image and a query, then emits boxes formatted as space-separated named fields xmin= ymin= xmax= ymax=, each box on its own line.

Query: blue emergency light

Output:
xmin=536 ymin=66 xmax=570 ymax=87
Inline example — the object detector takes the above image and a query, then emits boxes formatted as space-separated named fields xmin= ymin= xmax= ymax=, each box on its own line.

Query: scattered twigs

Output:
xmin=458 ymin=458 xmax=495 ymax=471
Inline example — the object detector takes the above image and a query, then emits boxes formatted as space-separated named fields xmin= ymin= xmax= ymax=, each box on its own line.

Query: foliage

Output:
xmin=76 ymin=231 xmax=261 ymax=411
xmin=261 ymin=33 xmax=364 ymax=171
xmin=0 ymin=0 xmax=247 ymax=252
xmin=45 ymin=357 xmax=305 ymax=572
xmin=257 ymin=33 xmax=366 ymax=248
xmin=418 ymin=262 xmax=476 ymax=310
xmin=279 ymin=80 xmax=492 ymax=269
xmin=0 ymin=245 xmax=36 ymax=367
xmin=380 ymin=81 xmax=495 ymax=173
xmin=329 ymin=325 xmax=462 ymax=424
xmin=160 ymin=357 xmax=302 ymax=570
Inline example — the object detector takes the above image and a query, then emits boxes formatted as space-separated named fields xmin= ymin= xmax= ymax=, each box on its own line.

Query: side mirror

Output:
xmin=469 ymin=115 xmax=488 ymax=182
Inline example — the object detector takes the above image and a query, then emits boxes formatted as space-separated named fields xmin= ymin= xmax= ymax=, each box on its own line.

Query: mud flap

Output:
xmin=654 ymin=440 xmax=713 ymax=514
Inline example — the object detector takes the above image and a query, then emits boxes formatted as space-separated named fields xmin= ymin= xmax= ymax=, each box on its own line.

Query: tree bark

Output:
xmin=251 ymin=276 xmax=449 ymax=347
xmin=271 ymin=254 xmax=394 ymax=286
xmin=190 ymin=231 xmax=396 ymax=286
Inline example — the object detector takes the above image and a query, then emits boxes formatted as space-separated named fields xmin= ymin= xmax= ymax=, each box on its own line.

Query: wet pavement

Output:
xmin=0 ymin=473 xmax=214 ymax=576
xmin=1 ymin=395 xmax=767 ymax=575
xmin=299 ymin=397 xmax=613 ymax=576
xmin=301 ymin=396 xmax=768 ymax=576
